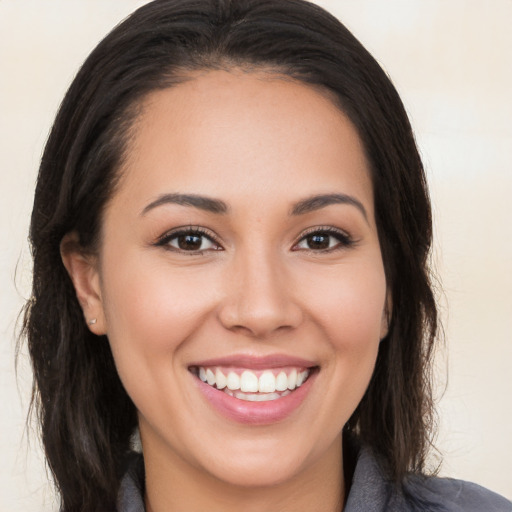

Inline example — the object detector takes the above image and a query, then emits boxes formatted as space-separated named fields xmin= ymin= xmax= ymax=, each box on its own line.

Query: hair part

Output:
xmin=21 ymin=1 xmax=439 ymax=510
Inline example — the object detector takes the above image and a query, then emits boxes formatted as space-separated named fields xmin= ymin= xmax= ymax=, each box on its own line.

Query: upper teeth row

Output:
xmin=198 ymin=367 xmax=310 ymax=393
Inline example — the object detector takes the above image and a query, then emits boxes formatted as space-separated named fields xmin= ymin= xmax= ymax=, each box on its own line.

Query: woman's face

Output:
xmin=76 ymin=70 xmax=388 ymax=488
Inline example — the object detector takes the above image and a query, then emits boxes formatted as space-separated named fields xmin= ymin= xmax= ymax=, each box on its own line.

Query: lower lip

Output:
xmin=194 ymin=371 xmax=317 ymax=425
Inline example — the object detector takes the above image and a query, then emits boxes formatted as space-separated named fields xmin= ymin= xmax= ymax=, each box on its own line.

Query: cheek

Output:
xmin=99 ymin=253 xmax=220 ymax=367
xmin=98 ymin=254 xmax=226 ymax=433
xmin=303 ymin=258 xmax=386 ymax=410
xmin=289 ymin=258 xmax=386 ymax=451
xmin=305 ymin=261 xmax=387 ymax=348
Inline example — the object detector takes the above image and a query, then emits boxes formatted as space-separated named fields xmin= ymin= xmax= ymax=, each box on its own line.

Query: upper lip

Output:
xmin=189 ymin=354 xmax=318 ymax=370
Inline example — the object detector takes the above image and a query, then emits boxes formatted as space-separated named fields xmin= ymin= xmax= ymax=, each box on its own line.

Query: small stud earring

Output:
xmin=88 ymin=318 xmax=97 ymax=326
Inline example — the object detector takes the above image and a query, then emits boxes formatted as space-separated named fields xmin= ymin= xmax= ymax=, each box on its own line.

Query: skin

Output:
xmin=62 ymin=70 xmax=389 ymax=512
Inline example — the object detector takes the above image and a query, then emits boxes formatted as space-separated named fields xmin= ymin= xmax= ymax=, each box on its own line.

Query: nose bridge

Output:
xmin=218 ymin=242 xmax=302 ymax=337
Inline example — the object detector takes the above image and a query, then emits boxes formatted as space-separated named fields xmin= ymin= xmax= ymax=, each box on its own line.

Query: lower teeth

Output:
xmin=223 ymin=389 xmax=292 ymax=401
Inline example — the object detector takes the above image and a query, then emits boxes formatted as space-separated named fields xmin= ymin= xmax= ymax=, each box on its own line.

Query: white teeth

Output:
xmin=224 ymin=389 xmax=292 ymax=401
xmin=296 ymin=370 xmax=307 ymax=387
xmin=275 ymin=371 xmax=288 ymax=391
xmin=206 ymin=368 xmax=216 ymax=386
xmin=258 ymin=371 xmax=276 ymax=393
xmin=196 ymin=366 xmax=311 ymax=395
xmin=226 ymin=372 xmax=241 ymax=390
xmin=244 ymin=392 xmax=279 ymax=401
xmin=287 ymin=369 xmax=297 ymax=390
xmin=240 ymin=370 xmax=259 ymax=392
xmin=215 ymin=368 xmax=227 ymax=389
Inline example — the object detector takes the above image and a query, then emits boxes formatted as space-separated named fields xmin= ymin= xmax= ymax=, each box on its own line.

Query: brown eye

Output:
xmin=294 ymin=229 xmax=353 ymax=252
xmin=176 ymin=234 xmax=204 ymax=251
xmin=305 ymin=233 xmax=331 ymax=250
xmin=158 ymin=229 xmax=220 ymax=252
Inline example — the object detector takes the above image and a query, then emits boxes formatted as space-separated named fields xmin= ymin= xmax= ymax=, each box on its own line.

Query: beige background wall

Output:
xmin=1 ymin=1 xmax=511 ymax=510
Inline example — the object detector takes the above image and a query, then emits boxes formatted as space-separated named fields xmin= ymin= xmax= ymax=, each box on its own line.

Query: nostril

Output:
xmin=217 ymin=300 xmax=303 ymax=338
xmin=216 ymin=259 xmax=304 ymax=336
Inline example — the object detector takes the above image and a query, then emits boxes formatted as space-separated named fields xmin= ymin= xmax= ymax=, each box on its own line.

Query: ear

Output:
xmin=380 ymin=290 xmax=392 ymax=340
xmin=60 ymin=232 xmax=107 ymax=335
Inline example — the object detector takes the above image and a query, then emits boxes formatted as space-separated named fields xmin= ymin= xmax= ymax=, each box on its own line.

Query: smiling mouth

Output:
xmin=190 ymin=366 xmax=315 ymax=402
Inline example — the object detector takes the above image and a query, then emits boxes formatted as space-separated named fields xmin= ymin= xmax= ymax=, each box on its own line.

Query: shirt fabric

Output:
xmin=117 ymin=447 xmax=512 ymax=511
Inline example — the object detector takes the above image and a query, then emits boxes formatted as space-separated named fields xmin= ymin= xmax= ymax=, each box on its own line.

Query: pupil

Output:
xmin=308 ymin=234 xmax=329 ymax=249
xmin=178 ymin=234 xmax=202 ymax=250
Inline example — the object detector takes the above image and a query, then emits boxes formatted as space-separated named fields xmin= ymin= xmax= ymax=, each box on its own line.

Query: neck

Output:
xmin=143 ymin=436 xmax=345 ymax=512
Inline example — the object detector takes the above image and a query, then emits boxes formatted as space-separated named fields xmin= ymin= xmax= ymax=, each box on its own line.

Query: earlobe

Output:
xmin=60 ymin=232 xmax=106 ymax=334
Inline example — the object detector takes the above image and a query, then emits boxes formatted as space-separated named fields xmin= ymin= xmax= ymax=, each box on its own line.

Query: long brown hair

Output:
xmin=22 ymin=1 xmax=438 ymax=510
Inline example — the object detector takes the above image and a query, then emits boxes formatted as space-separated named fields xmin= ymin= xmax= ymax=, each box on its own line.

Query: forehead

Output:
xmin=113 ymin=70 xmax=373 ymax=217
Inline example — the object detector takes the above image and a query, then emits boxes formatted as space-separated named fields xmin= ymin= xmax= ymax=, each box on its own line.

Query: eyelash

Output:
xmin=155 ymin=227 xmax=222 ymax=254
xmin=292 ymin=226 xmax=355 ymax=253
xmin=155 ymin=226 xmax=355 ymax=254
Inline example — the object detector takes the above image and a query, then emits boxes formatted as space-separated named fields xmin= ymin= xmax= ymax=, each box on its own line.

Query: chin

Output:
xmin=200 ymin=448 xmax=313 ymax=488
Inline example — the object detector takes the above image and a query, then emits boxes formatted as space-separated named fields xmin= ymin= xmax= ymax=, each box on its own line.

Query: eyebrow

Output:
xmin=141 ymin=193 xmax=229 ymax=216
xmin=291 ymin=193 xmax=368 ymax=221
xmin=141 ymin=191 xmax=367 ymax=221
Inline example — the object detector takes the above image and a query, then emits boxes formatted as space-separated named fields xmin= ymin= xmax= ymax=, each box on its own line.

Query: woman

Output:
xmin=22 ymin=0 xmax=511 ymax=511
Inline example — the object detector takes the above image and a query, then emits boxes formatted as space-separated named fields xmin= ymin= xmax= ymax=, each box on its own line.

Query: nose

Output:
xmin=217 ymin=248 xmax=303 ymax=338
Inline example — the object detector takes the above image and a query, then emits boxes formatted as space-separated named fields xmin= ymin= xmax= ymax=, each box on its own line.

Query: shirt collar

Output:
xmin=117 ymin=444 xmax=399 ymax=512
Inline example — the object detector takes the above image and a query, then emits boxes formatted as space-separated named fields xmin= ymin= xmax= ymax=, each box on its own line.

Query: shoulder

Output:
xmin=346 ymin=442 xmax=511 ymax=512
xmin=403 ymin=474 xmax=512 ymax=512
xmin=118 ymin=452 xmax=145 ymax=512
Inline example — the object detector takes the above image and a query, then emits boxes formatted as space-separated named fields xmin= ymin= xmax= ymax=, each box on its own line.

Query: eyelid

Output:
xmin=292 ymin=225 xmax=355 ymax=252
xmin=154 ymin=226 xmax=223 ymax=252
xmin=153 ymin=225 xmax=355 ymax=254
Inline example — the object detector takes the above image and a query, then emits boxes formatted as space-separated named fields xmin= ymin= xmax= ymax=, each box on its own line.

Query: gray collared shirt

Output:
xmin=117 ymin=447 xmax=512 ymax=511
